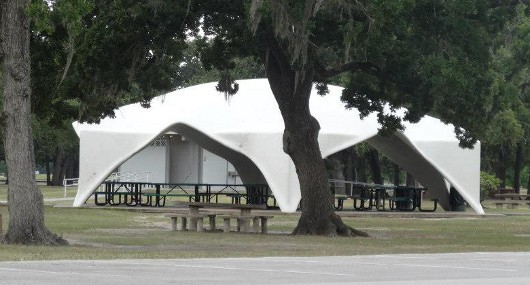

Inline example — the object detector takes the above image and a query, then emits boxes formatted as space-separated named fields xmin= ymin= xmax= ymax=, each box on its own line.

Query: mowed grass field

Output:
xmin=0 ymin=184 xmax=529 ymax=261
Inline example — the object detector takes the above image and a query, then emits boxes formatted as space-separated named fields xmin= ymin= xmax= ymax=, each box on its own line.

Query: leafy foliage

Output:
xmin=484 ymin=110 xmax=524 ymax=146
xmin=339 ymin=0 xmax=499 ymax=147
xmin=480 ymin=171 xmax=502 ymax=201
xmin=200 ymin=1 xmax=517 ymax=148
xmin=480 ymin=3 xmax=530 ymax=188
xmin=31 ymin=0 xmax=199 ymax=124
xmin=177 ymin=50 xmax=264 ymax=88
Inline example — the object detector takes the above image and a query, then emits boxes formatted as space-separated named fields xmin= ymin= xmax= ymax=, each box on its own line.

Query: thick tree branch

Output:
xmin=318 ymin=60 xmax=380 ymax=80
xmin=59 ymin=33 xmax=75 ymax=84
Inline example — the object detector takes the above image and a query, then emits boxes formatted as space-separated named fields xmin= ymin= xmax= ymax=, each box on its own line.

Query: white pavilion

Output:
xmin=72 ymin=79 xmax=483 ymax=214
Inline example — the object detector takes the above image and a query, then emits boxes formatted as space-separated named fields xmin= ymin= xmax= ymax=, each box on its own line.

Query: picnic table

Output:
xmin=94 ymin=182 xmax=143 ymax=206
xmin=329 ymin=180 xmax=437 ymax=212
xmin=94 ymin=181 xmax=272 ymax=207
xmin=168 ymin=202 xmax=270 ymax=233
xmin=184 ymin=202 xmax=267 ymax=215
xmin=497 ymin=188 xmax=516 ymax=194
xmin=330 ymin=181 xmax=393 ymax=211
xmin=495 ymin=193 xmax=529 ymax=200
xmin=494 ymin=193 xmax=529 ymax=209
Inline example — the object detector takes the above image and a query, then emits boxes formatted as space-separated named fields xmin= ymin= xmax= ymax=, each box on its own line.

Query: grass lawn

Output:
xmin=0 ymin=184 xmax=77 ymax=201
xmin=0 ymin=185 xmax=529 ymax=261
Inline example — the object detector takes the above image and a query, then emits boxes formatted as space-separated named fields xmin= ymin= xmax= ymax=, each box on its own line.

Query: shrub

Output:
xmin=480 ymin=171 xmax=501 ymax=201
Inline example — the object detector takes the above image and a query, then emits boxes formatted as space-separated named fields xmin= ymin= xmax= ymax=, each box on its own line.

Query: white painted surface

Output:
xmin=202 ymin=150 xmax=229 ymax=184
xmin=168 ymin=136 xmax=199 ymax=183
xmin=119 ymin=143 xmax=167 ymax=183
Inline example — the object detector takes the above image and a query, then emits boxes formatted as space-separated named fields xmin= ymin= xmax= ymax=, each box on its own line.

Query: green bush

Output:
xmin=480 ymin=171 xmax=501 ymax=201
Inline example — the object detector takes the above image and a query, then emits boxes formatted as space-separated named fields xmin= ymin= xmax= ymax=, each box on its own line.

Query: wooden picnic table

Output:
xmin=184 ymin=202 xmax=267 ymax=215
xmin=493 ymin=193 xmax=529 ymax=209
xmin=497 ymin=188 xmax=516 ymax=194
xmin=182 ymin=202 xmax=268 ymax=232
xmin=495 ymin=193 xmax=529 ymax=200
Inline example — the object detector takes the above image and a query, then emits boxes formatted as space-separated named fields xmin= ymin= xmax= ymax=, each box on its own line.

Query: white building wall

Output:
xmin=226 ymin=162 xmax=242 ymax=184
xmin=121 ymin=135 xmax=241 ymax=185
xmin=202 ymin=150 xmax=231 ymax=184
xmin=119 ymin=140 xmax=167 ymax=183
xmin=168 ymin=136 xmax=200 ymax=183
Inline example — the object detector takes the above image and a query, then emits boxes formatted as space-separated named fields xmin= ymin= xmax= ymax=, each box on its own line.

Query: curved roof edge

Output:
xmin=394 ymin=133 xmax=484 ymax=214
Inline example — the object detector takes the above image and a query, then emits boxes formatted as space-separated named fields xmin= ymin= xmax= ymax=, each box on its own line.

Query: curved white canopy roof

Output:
xmin=73 ymin=78 xmax=483 ymax=214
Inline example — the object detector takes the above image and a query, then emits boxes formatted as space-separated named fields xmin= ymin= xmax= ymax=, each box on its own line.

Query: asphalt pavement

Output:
xmin=0 ymin=252 xmax=529 ymax=284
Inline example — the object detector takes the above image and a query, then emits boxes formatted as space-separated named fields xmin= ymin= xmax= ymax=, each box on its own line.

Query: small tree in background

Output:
xmin=480 ymin=172 xmax=502 ymax=202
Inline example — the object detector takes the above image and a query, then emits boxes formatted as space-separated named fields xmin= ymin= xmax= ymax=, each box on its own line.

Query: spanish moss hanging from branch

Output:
xmin=216 ymin=69 xmax=239 ymax=101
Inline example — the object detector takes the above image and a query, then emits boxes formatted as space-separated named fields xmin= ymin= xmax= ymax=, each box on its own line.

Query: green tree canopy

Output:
xmin=31 ymin=0 xmax=199 ymax=124
xmin=195 ymin=0 xmax=525 ymax=235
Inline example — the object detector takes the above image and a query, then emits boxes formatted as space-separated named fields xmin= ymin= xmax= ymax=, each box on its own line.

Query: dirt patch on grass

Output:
xmin=132 ymin=216 xmax=170 ymax=229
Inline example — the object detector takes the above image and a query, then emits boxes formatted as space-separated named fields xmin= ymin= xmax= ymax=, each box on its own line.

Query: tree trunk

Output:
xmin=264 ymin=40 xmax=366 ymax=237
xmin=496 ymin=145 xmax=508 ymax=188
xmin=64 ymin=153 xmax=75 ymax=179
xmin=60 ymin=154 xmax=70 ymax=181
xmin=527 ymin=171 xmax=530 ymax=200
xmin=51 ymin=147 xmax=65 ymax=186
xmin=324 ymin=153 xmax=344 ymax=180
xmin=1 ymin=0 xmax=67 ymax=245
xmin=367 ymin=148 xmax=383 ymax=184
xmin=72 ymin=152 xmax=79 ymax=178
xmin=513 ymin=142 xmax=523 ymax=193
xmin=342 ymin=148 xmax=356 ymax=181
xmin=354 ymin=150 xmax=367 ymax=182
xmin=393 ymin=164 xmax=400 ymax=186
xmin=45 ymin=155 xmax=51 ymax=186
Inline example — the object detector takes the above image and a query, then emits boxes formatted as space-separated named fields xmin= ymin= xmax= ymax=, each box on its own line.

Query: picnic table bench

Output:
xmin=94 ymin=191 xmax=140 ymax=206
xmin=495 ymin=193 xmax=529 ymax=200
xmin=218 ymin=214 xmax=274 ymax=233
xmin=494 ymin=202 xmax=521 ymax=209
xmin=165 ymin=213 xmax=218 ymax=231
xmin=143 ymin=193 xmax=194 ymax=207
xmin=494 ymin=193 xmax=529 ymax=209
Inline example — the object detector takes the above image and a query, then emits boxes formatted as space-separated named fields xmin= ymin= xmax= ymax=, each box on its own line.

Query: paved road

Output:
xmin=0 ymin=252 xmax=529 ymax=284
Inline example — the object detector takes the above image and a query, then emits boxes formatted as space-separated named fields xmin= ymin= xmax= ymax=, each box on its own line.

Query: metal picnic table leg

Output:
xmin=136 ymin=183 xmax=142 ymax=205
xmin=155 ymin=184 xmax=161 ymax=207
xmin=194 ymin=185 xmax=200 ymax=202
xmin=105 ymin=183 xmax=112 ymax=205
xmin=412 ymin=189 xmax=422 ymax=210
xmin=206 ymin=185 xmax=211 ymax=203
xmin=375 ymin=189 xmax=386 ymax=211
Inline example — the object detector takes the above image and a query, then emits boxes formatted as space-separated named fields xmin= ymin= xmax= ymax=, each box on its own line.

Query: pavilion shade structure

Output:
xmin=73 ymin=79 xmax=483 ymax=214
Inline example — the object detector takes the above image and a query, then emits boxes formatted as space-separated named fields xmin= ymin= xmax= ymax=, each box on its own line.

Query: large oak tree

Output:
xmin=1 ymin=0 xmax=198 ymax=244
xmin=1 ymin=0 xmax=66 ymax=244
xmin=197 ymin=0 xmax=522 ymax=236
